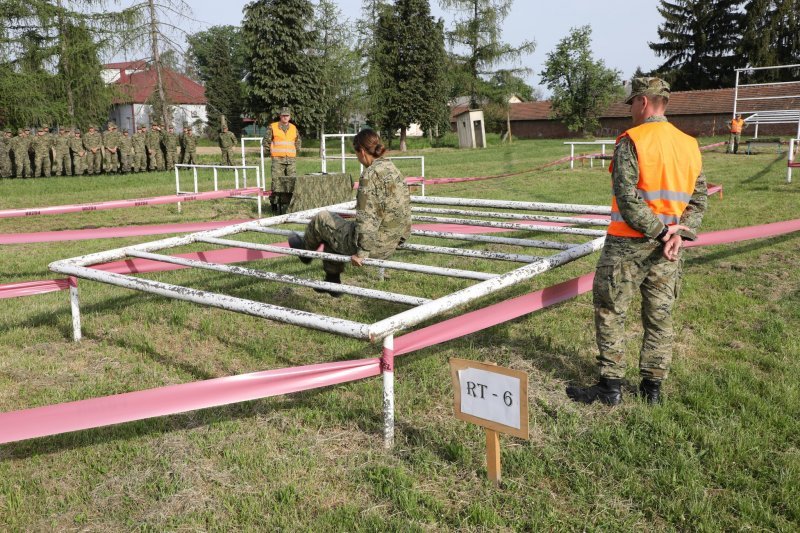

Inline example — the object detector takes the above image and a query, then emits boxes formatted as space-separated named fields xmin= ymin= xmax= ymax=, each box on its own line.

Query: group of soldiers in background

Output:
xmin=0 ymin=121 xmax=198 ymax=178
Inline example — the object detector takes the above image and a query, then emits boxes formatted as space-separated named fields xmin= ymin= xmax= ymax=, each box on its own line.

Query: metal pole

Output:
xmin=69 ymin=277 xmax=81 ymax=341
xmin=382 ymin=334 xmax=395 ymax=448
xmin=789 ymin=138 xmax=795 ymax=184
xmin=321 ymin=134 xmax=327 ymax=173
xmin=193 ymin=167 xmax=198 ymax=194
xmin=570 ymin=144 xmax=575 ymax=169
xmin=241 ymin=137 xmax=247 ymax=184
xmin=260 ymin=140 xmax=266 ymax=193
xmin=174 ymin=166 xmax=182 ymax=213
xmin=421 ymin=182 xmax=426 ymax=197
xmin=256 ymin=168 xmax=262 ymax=217
xmin=421 ymin=156 xmax=425 ymax=178
xmin=733 ymin=70 xmax=740 ymax=117
xmin=341 ymin=134 xmax=346 ymax=174
xmin=234 ymin=168 xmax=239 ymax=189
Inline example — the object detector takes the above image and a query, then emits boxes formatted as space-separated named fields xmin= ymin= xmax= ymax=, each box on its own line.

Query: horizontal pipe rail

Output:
xmin=53 ymin=264 xmax=372 ymax=339
xmin=198 ymin=236 xmax=497 ymax=281
xmin=126 ymin=251 xmax=429 ymax=306
xmin=409 ymin=215 xmax=607 ymax=237
xmin=410 ymin=195 xmax=611 ymax=215
xmin=411 ymin=207 xmax=610 ymax=226
xmin=397 ymin=243 xmax=539 ymax=263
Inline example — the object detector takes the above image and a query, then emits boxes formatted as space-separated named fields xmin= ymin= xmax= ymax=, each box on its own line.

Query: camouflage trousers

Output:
xmin=147 ymin=149 xmax=164 ymax=171
xmin=132 ymin=151 xmax=146 ymax=172
xmin=0 ymin=155 xmax=11 ymax=178
xmin=12 ymin=151 xmax=31 ymax=177
xmin=72 ymin=154 xmax=86 ymax=175
xmin=87 ymin=150 xmax=102 ymax=174
xmin=53 ymin=153 xmax=72 ymax=176
xmin=593 ymin=236 xmax=683 ymax=382
xmin=271 ymin=157 xmax=297 ymax=214
xmin=33 ymin=152 xmax=51 ymax=177
xmin=119 ymin=153 xmax=131 ymax=173
xmin=303 ymin=211 xmax=401 ymax=275
xmin=104 ymin=150 xmax=120 ymax=173
xmin=727 ymin=132 xmax=741 ymax=154
xmin=182 ymin=151 xmax=197 ymax=165
xmin=165 ymin=150 xmax=177 ymax=170
xmin=221 ymin=147 xmax=235 ymax=166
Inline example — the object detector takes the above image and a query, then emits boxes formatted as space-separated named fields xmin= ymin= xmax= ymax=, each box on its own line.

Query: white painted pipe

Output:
xmin=382 ymin=334 xmax=395 ymax=449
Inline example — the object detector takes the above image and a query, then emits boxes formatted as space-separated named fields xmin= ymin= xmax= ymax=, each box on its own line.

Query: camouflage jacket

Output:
xmin=83 ymin=131 xmax=102 ymax=151
xmin=218 ymin=131 xmax=237 ymax=150
xmin=145 ymin=130 xmax=161 ymax=151
xmin=132 ymin=132 xmax=146 ymax=152
xmin=54 ymin=134 xmax=71 ymax=154
xmin=181 ymin=133 xmax=197 ymax=153
xmin=30 ymin=133 xmax=54 ymax=155
xmin=102 ymin=131 xmax=120 ymax=152
xmin=164 ymin=132 xmax=179 ymax=151
xmin=69 ymin=135 xmax=85 ymax=156
xmin=611 ymin=115 xmax=708 ymax=241
xmin=119 ymin=135 xmax=133 ymax=154
xmin=355 ymin=157 xmax=412 ymax=258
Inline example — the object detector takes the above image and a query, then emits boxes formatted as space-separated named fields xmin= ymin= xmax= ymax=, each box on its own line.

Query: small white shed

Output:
xmin=455 ymin=109 xmax=487 ymax=149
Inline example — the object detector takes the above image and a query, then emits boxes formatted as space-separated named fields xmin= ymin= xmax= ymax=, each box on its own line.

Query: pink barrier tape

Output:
xmin=700 ymin=141 xmax=727 ymax=151
xmin=0 ymin=219 xmax=250 ymax=245
xmin=708 ymin=183 xmax=723 ymax=197
xmin=0 ymin=358 xmax=381 ymax=445
xmin=0 ymin=278 xmax=75 ymax=299
xmin=0 ymin=217 xmax=798 ymax=443
xmin=0 ymin=188 xmax=262 ymax=219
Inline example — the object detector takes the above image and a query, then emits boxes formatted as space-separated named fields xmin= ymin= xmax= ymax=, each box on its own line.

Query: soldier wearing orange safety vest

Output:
xmin=727 ymin=114 xmax=746 ymax=154
xmin=566 ymin=77 xmax=708 ymax=407
xmin=266 ymin=107 xmax=302 ymax=214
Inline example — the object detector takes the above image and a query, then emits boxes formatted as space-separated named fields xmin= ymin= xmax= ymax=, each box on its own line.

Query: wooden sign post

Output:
xmin=449 ymin=358 xmax=529 ymax=486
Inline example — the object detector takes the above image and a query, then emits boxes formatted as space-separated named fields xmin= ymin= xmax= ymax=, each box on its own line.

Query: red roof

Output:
xmin=452 ymin=84 xmax=800 ymax=122
xmin=110 ymin=67 xmax=206 ymax=105
xmin=104 ymin=60 xmax=148 ymax=71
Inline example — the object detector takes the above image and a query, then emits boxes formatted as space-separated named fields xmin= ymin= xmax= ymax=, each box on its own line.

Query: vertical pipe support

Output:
xmin=570 ymin=144 xmax=575 ymax=169
xmin=213 ymin=168 xmax=218 ymax=191
xmin=321 ymin=134 xmax=327 ymax=173
xmin=341 ymin=134 xmax=346 ymax=174
xmin=69 ymin=277 xmax=82 ymax=341
xmin=256 ymin=168 xmax=263 ymax=217
xmin=193 ymin=166 xmax=198 ymax=193
xmin=234 ymin=168 xmax=240 ymax=189
xmin=381 ymin=334 xmax=395 ymax=449
xmin=174 ymin=166 xmax=182 ymax=213
xmin=421 ymin=156 xmax=425 ymax=178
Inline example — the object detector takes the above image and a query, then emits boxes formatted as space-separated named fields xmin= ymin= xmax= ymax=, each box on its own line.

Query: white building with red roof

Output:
xmin=103 ymin=60 xmax=208 ymax=133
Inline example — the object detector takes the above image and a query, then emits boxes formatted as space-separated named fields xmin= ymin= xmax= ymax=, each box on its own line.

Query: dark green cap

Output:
xmin=279 ymin=107 xmax=291 ymax=116
xmin=625 ymin=77 xmax=670 ymax=105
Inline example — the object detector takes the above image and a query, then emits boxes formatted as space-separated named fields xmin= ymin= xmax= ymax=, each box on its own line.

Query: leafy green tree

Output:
xmin=485 ymin=69 xmax=538 ymax=141
xmin=438 ymin=0 xmax=535 ymax=109
xmin=371 ymin=0 xmax=449 ymax=151
xmin=649 ymin=0 xmax=744 ymax=90
xmin=540 ymin=25 xmax=623 ymax=136
xmin=740 ymin=0 xmax=800 ymax=81
xmin=242 ymin=0 xmax=321 ymax=130
xmin=187 ymin=25 xmax=246 ymax=136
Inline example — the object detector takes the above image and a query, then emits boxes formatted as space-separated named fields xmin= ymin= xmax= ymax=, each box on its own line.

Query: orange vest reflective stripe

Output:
xmin=607 ymin=121 xmax=702 ymax=238
xmin=730 ymin=118 xmax=744 ymax=133
xmin=270 ymin=122 xmax=298 ymax=157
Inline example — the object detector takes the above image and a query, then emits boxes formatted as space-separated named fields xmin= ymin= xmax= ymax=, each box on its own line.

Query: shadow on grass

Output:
xmin=686 ymin=232 xmax=799 ymax=268
xmin=742 ymin=154 xmax=785 ymax=184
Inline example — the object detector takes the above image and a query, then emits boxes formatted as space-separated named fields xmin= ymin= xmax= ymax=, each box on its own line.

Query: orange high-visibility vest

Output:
xmin=607 ymin=121 xmax=702 ymax=238
xmin=270 ymin=122 xmax=298 ymax=158
xmin=730 ymin=118 xmax=744 ymax=133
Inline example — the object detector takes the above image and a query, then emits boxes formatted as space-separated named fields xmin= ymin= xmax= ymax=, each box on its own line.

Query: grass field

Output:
xmin=1 ymin=137 xmax=798 ymax=531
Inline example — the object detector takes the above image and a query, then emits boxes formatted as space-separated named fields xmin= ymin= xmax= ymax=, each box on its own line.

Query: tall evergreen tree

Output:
xmin=740 ymin=0 xmax=800 ymax=81
xmin=242 ymin=0 xmax=321 ymax=130
xmin=438 ymin=0 xmax=535 ymax=109
xmin=649 ymin=0 xmax=744 ymax=90
xmin=540 ymin=26 xmax=623 ymax=136
xmin=187 ymin=25 xmax=246 ymax=136
xmin=371 ymin=0 xmax=449 ymax=151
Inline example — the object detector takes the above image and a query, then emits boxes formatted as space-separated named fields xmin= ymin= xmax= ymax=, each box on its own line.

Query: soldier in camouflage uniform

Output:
xmin=102 ymin=122 xmax=121 ymax=173
xmin=132 ymin=125 xmax=147 ymax=172
xmin=218 ymin=121 xmax=237 ymax=166
xmin=53 ymin=127 xmax=73 ymax=176
xmin=146 ymin=123 xmax=164 ymax=171
xmin=0 ymin=129 xmax=12 ymax=178
xmin=12 ymin=128 xmax=33 ymax=178
xmin=180 ymin=125 xmax=197 ymax=165
xmin=70 ymin=128 xmax=87 ymax=176
xmin=567 ymin=78 xmax=708 ymax=406
xmin=266 ymin=108 xmax=302 ymax=214
xmin=119 ymin=129 xmax=133 ymax=173
xmin=83 ymin=125 xmax=103 ymax=174
xmin=288 ymin=129 xmax=410 ymax=296
xmin=31 ymin=124 xmax=55 ymax=177
xmin=163 ymin=126 xmax=179 ymax=170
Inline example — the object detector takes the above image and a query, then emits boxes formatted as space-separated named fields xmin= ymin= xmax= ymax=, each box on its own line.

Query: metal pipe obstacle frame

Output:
xmin=240 ymin=136 xmax=267 ymax=189
xmin=175 ymin=163 xmax=264 ymax=217
xmin=564 ymin=140 xmax=615 ymax=169
xmin=733 ymin=64 xmax=800 ymax=139
xmin=50 ymin=196 xmax=610 ymax=447
xmin=789 ymin=138 xmax=800 ymax=183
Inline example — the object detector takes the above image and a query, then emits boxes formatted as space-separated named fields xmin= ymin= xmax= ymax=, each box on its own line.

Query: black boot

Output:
xmin=314 ymin=272 xmax=342 ymax=298
xmin=638 ymin=378 xmax=662 ymax=405
xmin=287 ymin=233 xmax=312 ymax=264
xmin=566 ymin=377 xmax=622 ymax=406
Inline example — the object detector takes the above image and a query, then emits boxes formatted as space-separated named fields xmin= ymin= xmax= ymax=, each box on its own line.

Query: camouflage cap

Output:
xmin=73 ymin=127 xmax=81 ymax=133
xmin=123 ymin=128 xmax=129 ymax=133
xmin=88 ymin=124 xmax=97 ymax=130
xmin=279 ymin=107 xmax=291 ymax=116
xmin=40 ymin=124 xmax=50 ymax=130
xmin=625 ymin=77 xmax=670 ymax=105
xmin=107 ymin=121 xmax=117 ymax=129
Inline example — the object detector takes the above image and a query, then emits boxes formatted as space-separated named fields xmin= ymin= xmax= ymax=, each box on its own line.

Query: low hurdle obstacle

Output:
xmin=789 ymin=138 xmax=800 ymax=183
xmin=174 ymin=163 xmax=264 ymax=216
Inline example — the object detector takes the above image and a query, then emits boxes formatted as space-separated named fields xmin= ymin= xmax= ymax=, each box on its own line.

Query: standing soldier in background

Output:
xmin=218 ymin=117 xmax=237 ymax=166
xmin=146 ymin=123 xmax=164 ymax=171
xmin=132 ymin=125 xmax=147 ymax=172
xmin=180 ymin=124 xmax=197 ymax=165
xmin=119 ymin=129 xmax=133 ymax=173
xmin=0 ymin=129 xmax=12 ymax=178
xmin=53 ymin=127 xmax=73 ymax=176
xmin=102 ymin=122 xmax=121 ymax=174
xmin=70 ymin=128 xmax=87 ymax=176
xmin=727 ymin=114 xmax=746 ymax=154
xmin=12 ymin=128 xmax=33 ymax=178
xmin=84 ymin=124 xmax=103 ymax=174
xmin=266 ymin=107 xmax=301 ymax=214
xmin=31 ymin=124 xmax=54 ymax=178
xmin=164 ymin=125 xmax=179 ymax=170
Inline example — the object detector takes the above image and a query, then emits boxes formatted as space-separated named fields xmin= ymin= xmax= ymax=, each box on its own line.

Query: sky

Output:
xmin=128 ymin=0 xmax=665 ymax=92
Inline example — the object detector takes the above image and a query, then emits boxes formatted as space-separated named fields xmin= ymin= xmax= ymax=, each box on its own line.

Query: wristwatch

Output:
xmin=656 ymin=225 xmax=669 ymax=243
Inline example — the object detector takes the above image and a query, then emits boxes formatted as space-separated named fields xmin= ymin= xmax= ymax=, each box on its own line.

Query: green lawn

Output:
xmin=1 ymin=138 xmax=798 ymax=531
